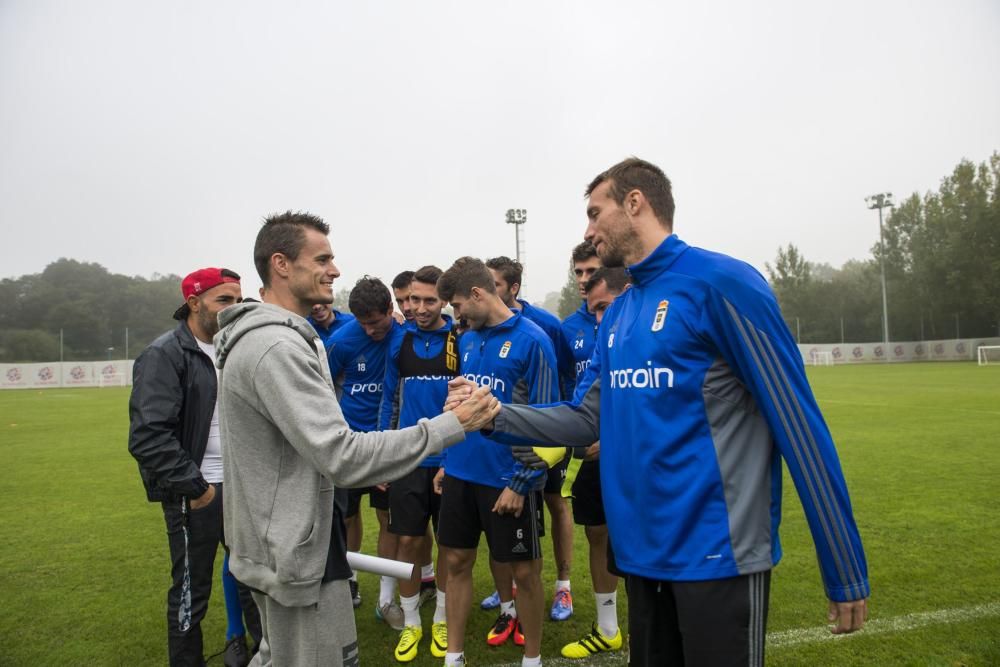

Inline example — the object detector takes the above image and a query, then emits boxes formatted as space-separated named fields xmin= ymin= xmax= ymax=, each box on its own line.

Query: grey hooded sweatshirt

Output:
xmin=214 ymin=302 xmax=465 ymax=607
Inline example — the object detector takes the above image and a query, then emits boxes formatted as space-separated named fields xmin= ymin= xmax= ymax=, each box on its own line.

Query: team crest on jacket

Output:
xmin=651 ymin=300 xmax=669 ymax=332
xmin=499 ymin=341 xmax=512 ymax=358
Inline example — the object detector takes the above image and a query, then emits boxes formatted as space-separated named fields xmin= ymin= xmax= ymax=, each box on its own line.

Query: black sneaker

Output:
xmin=223 ymin=635 xmax=250 ymax=667
xmin=419 ymin=578 xmax=437 ymax=607
xmin=349 ymin=579 xmax=362 ymax=609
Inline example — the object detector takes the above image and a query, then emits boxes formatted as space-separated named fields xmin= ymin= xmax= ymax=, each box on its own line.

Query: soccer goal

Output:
xmin=99 ymin=372 xmax=127 ymax=387
xmin=809 ymin=351 xmax=834 ymax=366
xmin=977 ymin=345 xmax=1000 ymax=366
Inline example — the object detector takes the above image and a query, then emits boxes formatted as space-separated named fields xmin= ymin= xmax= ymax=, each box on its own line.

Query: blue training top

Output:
xmin=492 ymin=234 xmax=870 ymax=602
xmin=446 ymin=310 xmax=558 ymax=494
xmin=326 ymin=319 xmax=403 ymax=432
xmin=560 ymin=301 xmax=598 ymax=396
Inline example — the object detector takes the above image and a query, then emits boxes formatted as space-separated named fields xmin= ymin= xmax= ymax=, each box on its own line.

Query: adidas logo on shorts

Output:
xmin=511 ymin=542 xmax=527 ymax=554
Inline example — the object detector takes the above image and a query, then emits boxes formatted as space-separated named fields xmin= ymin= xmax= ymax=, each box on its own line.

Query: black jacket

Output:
xmin=128 ymin=321 xmax=215 ymax=502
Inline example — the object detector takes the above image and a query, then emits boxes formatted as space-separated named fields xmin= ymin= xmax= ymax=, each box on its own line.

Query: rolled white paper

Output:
xmin=346 ymin=551 xmax=414 ymax=580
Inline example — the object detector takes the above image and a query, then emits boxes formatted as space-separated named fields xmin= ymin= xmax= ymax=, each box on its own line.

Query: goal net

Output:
xmin=977 ymin=345 xmax=1000 ymax=366
xmin=809 ymin=351 xmax=833 ymax=366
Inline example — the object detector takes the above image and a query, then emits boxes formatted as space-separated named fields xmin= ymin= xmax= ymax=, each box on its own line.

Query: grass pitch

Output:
xmin=1 ymin=362 xmax=998 ymax=665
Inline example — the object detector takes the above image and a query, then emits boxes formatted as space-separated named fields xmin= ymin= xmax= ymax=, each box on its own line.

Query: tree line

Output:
xmin=2 ymin=154 xmax=996 ymax=362
xmin=767 ymin=153 xmax=999 ymax=343
xmin=549 ymin=153 xmax=998 ymax=343
xmin=0 ymin=260 xmax=182 ymax=362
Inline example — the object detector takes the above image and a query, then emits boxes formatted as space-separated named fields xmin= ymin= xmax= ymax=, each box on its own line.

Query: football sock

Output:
xmin=379 ymin=575 xmax=396 ymax=607
xmin=595 ymin=591 xmax=619 ymax=637
xmin=221 ymin=552 xmax=246 ymax=640
xmin=434 ymin=590 xmax=447 ymax=624
xmin=400 ymin=592 xmax=421 ymax=628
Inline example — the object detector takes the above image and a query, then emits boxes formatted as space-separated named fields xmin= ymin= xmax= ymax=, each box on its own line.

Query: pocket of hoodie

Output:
xmin=290 ymin=485 xmax=334 ymax=581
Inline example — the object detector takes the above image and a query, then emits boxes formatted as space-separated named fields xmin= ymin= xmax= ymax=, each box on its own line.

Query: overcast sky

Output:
xmin=2 ymin=0 xmax=998 ymax=302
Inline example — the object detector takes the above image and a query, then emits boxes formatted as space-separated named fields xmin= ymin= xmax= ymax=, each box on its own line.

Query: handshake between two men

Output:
xmin=445 ymin=376 xmax=550 ymax=470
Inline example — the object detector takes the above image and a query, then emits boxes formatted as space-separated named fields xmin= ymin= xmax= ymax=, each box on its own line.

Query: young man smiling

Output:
xmin=214 ymin=211 xmax=499 ymax=666
xmin=379 ymin=265 xmax=458 ymax=662
xmin=435 ymin=257 xmax=558 ymax=667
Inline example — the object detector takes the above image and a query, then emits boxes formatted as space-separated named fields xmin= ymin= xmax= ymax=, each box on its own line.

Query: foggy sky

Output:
xmin=2 ymin=0 xmax=998 ymax=302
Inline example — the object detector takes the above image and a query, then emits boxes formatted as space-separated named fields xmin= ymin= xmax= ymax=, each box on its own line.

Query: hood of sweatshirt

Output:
xmin=215 ymin=302 xmax=320 ymax=370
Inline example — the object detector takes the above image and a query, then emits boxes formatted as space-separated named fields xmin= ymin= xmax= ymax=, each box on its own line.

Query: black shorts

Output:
xmin=344 ymin=486 xmax=389 ymax=518
xmin=543 ymin=456 xmax=569 ymax=495
xmin=570 ymin=460 xmax=606 ymax=526
xmin=387 ymin=467 xmax=441 ymax=537
xmin=436 ymin=474 xmax=542 ymax=562
xmin=624 ymin=570 xmax=771 ymax=666
xmin=344 ymin=486 xmax=389 ymax=519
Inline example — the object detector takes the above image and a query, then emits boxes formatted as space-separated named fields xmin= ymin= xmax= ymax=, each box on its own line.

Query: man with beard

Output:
xmin=483 ymin=255 xmax=576 ymax=625
xmin=129 ymin=267 xmax=261 ymax=666
xmin=451 ymin=158 xmax=870 ymax=666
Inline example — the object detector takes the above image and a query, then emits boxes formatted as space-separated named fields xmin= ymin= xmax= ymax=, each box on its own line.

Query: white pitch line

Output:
xmin=768 ymin=601 xmax=1000 ymax=648
xmin=484 ymin=602 xmax=1000 ymax=667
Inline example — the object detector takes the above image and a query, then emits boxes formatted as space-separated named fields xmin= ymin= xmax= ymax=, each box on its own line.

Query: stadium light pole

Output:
xmin=866 ymin=192 xmax=894 ymax=346
xmin=505 ymin=208 xmax=527 ymax=263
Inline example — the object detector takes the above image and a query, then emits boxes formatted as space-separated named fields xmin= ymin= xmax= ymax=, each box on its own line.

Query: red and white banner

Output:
xmin=799 ymin=338 xmax=1000 ymax=365
xmin=0 ymin=361 xmax=134 ymax=389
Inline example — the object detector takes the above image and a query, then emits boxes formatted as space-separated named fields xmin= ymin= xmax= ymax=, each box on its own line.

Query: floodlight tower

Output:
xmin=506 ymin=208 xmax=527 ymax=292
xmin=865 ymin=192 xmax=894 ymax=346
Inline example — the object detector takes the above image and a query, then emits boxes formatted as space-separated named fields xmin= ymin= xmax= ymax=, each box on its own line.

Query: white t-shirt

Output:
xmin=195 ymin=339 xmax=224 ymax=484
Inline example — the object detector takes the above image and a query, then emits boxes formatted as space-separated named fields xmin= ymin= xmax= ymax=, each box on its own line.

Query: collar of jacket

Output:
xmin=627 ymin=233 xmax=689 ymax=287
xmin=403 ymin=313 xmax=454 ymax=336
xmin=173 ymin=320 xmax=203 ymax=352
xmin=573 ymin=300 xmax=596 ymax=324
xmin=484 ymin=308 xmax=521 ymax=333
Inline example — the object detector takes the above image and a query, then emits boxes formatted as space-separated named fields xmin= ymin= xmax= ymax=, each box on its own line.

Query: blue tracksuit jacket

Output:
xmin=309 ymin=309 xmax=355 ymax=348
xmin=492 ymin=234 xmax=869 ymax=602
xmin=561 ymin=301 xmax=598 ymax=393
xmin=516 ymin=299 xmax=574 ymax=398
xmin=446 ymin=310 xmax=558 ymax=494
xmin=326 ymin=319 xmax=403 ymax=432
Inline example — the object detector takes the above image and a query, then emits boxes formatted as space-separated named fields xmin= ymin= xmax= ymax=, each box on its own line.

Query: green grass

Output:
xmin=2 ymin=363 xmax=999 ymax=665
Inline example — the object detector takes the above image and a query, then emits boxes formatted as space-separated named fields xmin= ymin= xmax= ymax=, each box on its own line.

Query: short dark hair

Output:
xmin=412 ymin=265 xmax=443 ymax=287
xmin=437 ymin=257 xmax=496 ymax=302
xmin=585 ymin=157 xmax=675 ymax=228
xmin=484 ymin=256 xmax=522 ymax=289
xmin=348 ymin=276 xmax=392 ymax=319
xmin=585 ymin=267 xmax=630 ymax=295
xmin=254 ymin=211 xmax=330 ymax=287
xmin=571 ymin=241 xmax=598 ymax=264
xmin=391 ymin=270 xmax=415 ymax=290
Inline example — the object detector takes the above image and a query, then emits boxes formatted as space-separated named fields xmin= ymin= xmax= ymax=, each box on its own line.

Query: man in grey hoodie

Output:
xmin=214 ymin=211 xmax=499 ymax=667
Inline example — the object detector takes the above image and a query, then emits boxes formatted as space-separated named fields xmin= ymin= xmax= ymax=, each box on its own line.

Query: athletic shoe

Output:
xmin=512 ymin=618 xmax=525 ymax=647
xmin=419 ymin=579 xmax=438 ymax=607
xmin=223 ymin=634 xmax=250 ymax=667
xmin=480 ymin=584 xmax=516 ymax=610
xmin=550 ymin=588 xmax=573 ymax=621
xmin=485 ymin=612 xmax=516 ymax=646
xmin=349 ymin=580 xmax=361 ymax=609
xmin=376 ymin=601 xmax=405 ymax=631
xmin=560 ymin=622 xmax=623 ymax=659
xmin=394 ymin=625 xmax=423 ymax=663
xmin=479 ymin=590 xmax=500 ymax=610
xmin=430 ymin=621 xmax=448 ymax=658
